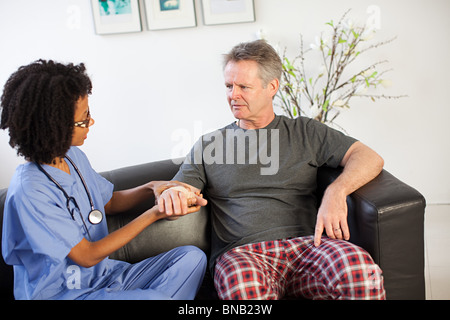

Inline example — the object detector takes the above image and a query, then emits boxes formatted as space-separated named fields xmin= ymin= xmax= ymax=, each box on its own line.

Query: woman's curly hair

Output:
xmin=0 ymin=59 xmax=92 ymax=164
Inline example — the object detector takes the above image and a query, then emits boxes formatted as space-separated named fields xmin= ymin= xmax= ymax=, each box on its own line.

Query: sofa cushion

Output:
xmin=108 ymin=206 xmax=211 ymax=263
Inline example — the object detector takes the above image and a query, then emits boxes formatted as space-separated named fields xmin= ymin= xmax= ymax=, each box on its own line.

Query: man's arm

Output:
xmin=313 ymin=141 xmax=384 ymax=247
xmin=104 ymin=181 xmax=204 ymax=215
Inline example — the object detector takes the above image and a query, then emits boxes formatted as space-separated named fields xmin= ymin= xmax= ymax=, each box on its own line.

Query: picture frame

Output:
xmin=201 ymin=0 xmax=255 ymax=25
xmin=144 ymin=0 xmax=197 ymax=31
xmin=91 ymin=0 xmax=142 ymax=35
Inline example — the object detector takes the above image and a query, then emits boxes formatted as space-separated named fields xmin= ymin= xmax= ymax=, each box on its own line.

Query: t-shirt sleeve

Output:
xmin=172 ymin=138 xmax=207 ymax=191
xmin=301 ymin=117 xmax=358 ymax=168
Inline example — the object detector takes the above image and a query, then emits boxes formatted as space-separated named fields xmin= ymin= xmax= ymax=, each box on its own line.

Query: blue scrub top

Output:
xmin=1 ymin=147 xmax=130 ymax=299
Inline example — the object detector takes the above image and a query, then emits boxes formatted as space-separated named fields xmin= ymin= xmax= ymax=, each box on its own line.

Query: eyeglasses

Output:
xmin=74 ymin=109 xmax=92 ymax=128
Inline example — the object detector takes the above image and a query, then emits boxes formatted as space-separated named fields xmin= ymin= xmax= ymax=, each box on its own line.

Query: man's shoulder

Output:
xmin=199 ymin=121 xmax=237 ymax=140
xmin=271 ymin=115 xmax=314 ymax=135
xmin=277 ymin=114 xmax=314 ymax=124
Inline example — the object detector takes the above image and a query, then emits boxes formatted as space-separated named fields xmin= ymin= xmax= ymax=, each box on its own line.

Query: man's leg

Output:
xmin=286 ymin=236 xmax=386 ymax=300
xmin=214 ymin=241 xmax=287 ymax=300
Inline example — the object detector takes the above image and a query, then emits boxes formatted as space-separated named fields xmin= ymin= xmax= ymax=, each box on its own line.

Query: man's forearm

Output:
xmin=331 ymin=141 xmax=384 ymax=196
xmin=313 ymin=141 xmax=384 ymax=246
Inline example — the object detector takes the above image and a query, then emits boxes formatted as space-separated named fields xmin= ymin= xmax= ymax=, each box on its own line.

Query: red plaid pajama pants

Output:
xmin=214 ymin=236 xmax=386 ymax=300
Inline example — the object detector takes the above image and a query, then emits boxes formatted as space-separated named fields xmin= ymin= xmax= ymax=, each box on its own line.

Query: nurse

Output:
xmin=0 ymin=60 xmax=208 ymax=300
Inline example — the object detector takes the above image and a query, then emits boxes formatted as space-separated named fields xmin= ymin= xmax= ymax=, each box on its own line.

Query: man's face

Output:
xmin=224 ymin=60 xmax=278 ymax=126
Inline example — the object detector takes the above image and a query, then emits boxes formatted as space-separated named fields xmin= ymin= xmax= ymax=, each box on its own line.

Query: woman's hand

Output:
xmin=153 ymin=182 xmax=207 ymax=217
xmin=105 ymin=180 xmax=204 ymax=216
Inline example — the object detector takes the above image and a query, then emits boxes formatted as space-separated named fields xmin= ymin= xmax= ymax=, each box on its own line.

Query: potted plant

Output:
xmin=276 ymin=10 xmax=405 ymax=130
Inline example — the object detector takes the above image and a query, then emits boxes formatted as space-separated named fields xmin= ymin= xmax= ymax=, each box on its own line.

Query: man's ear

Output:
xmin=268 ymin=78 xmax=280 ymax=99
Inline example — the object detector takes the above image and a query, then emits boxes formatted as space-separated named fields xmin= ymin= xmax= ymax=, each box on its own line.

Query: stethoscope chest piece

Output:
xmin=88 ymin=209 xmax=103 ymax=225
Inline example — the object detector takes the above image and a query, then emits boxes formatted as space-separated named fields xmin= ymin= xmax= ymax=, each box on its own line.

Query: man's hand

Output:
xmin=151 ymin=180 xmax=190 ymax=199
xmin=154 ymin=182 xmax=207 ymax=217
xmin=313 ymin=141 xmax=384 ymax=247
xmin=314 ymin=186 xmax=350 ymax=247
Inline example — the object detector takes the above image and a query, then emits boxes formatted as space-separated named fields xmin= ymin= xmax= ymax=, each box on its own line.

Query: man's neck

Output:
xmin=237 ymin=113 xmax=276 ymax=130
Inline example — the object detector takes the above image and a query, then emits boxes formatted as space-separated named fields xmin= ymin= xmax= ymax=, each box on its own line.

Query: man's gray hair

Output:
xmin=223 ymin=39 xmax=282 ymax=87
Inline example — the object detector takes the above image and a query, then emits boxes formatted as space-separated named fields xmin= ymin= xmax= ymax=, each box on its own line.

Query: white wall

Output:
xmin=1 ymin=0 xmax=449 ymax=204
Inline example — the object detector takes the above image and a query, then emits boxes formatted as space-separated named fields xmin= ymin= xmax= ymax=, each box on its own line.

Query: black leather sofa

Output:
xmin=0 ymin=158 xmax=426 ymax=300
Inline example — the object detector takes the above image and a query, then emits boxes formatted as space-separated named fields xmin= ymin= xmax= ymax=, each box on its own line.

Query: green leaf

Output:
xmin=283 ymin=57 xmax=294 ymax=70
xmin=322 ymin=100 xmax=330 ymax=111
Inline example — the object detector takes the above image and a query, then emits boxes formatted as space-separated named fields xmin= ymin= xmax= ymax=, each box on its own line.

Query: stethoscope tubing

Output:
xmin=35 ymin=156 xmax=103 ymax=241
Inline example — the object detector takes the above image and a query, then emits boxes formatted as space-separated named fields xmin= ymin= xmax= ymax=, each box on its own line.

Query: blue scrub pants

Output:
xmin=79 ymin=245 xmax=207 ymax=300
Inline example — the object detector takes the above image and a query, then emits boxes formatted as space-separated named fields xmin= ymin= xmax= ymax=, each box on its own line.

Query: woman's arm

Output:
xmin=69 ymin=182 xmax=207 ymax=268
xmin=104 ymin=180 xmax=199 ymax=215
xmin=103 ymin=182 xmax=153 ymax=215
xmin=68 ymin=205 xmax=162 ymax=267
xmin=68 ymin=201 xmax=204 ymax=268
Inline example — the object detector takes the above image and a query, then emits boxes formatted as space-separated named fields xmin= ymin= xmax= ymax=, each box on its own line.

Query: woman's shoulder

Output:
xmin=7 ymin=162 xmax=48 ymax=200
xmin=67 ymin=146 xmax=87 ymax=160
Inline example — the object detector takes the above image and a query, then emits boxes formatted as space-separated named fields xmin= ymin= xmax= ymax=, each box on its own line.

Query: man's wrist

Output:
xmin=324 ymin=181 xmax=349 ymax=199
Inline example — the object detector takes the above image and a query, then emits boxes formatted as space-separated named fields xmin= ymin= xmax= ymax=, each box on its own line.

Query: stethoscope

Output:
xmin=35 ymin=156 xmax=103 ymax=241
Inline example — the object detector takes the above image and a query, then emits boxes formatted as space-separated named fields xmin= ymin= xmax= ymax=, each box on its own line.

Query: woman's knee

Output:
xmin=175 ymin=245 xmax=207 ymax=272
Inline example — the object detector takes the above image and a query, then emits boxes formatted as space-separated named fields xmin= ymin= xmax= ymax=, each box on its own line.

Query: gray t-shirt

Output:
xmin=173 ymin=115 xmax=357 ymax=267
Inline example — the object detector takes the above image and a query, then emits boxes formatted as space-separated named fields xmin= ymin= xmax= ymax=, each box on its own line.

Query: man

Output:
xmin=160 ymin=40 xmax=385 ymax=300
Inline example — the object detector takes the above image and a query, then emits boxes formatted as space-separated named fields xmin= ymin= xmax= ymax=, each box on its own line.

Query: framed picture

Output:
xmin=91 ymin=0 xmax=142 ymax=35
xmin=144 ymin=0 xmax=197 ymax=30
xmin=201 ymin=0 xmax=255 ymax=25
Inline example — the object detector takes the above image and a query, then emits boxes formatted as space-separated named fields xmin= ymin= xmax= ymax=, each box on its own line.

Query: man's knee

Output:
xmin=321 ymin=239 xmax=386 ymax=300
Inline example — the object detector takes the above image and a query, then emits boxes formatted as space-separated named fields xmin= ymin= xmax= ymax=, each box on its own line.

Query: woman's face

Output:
xmin=71 ymin=95 xmax=94 ymax=146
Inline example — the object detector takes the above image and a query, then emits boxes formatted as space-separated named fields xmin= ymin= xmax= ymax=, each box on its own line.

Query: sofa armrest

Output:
xmin=317 ymin=167 xmax=426 ymax=300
